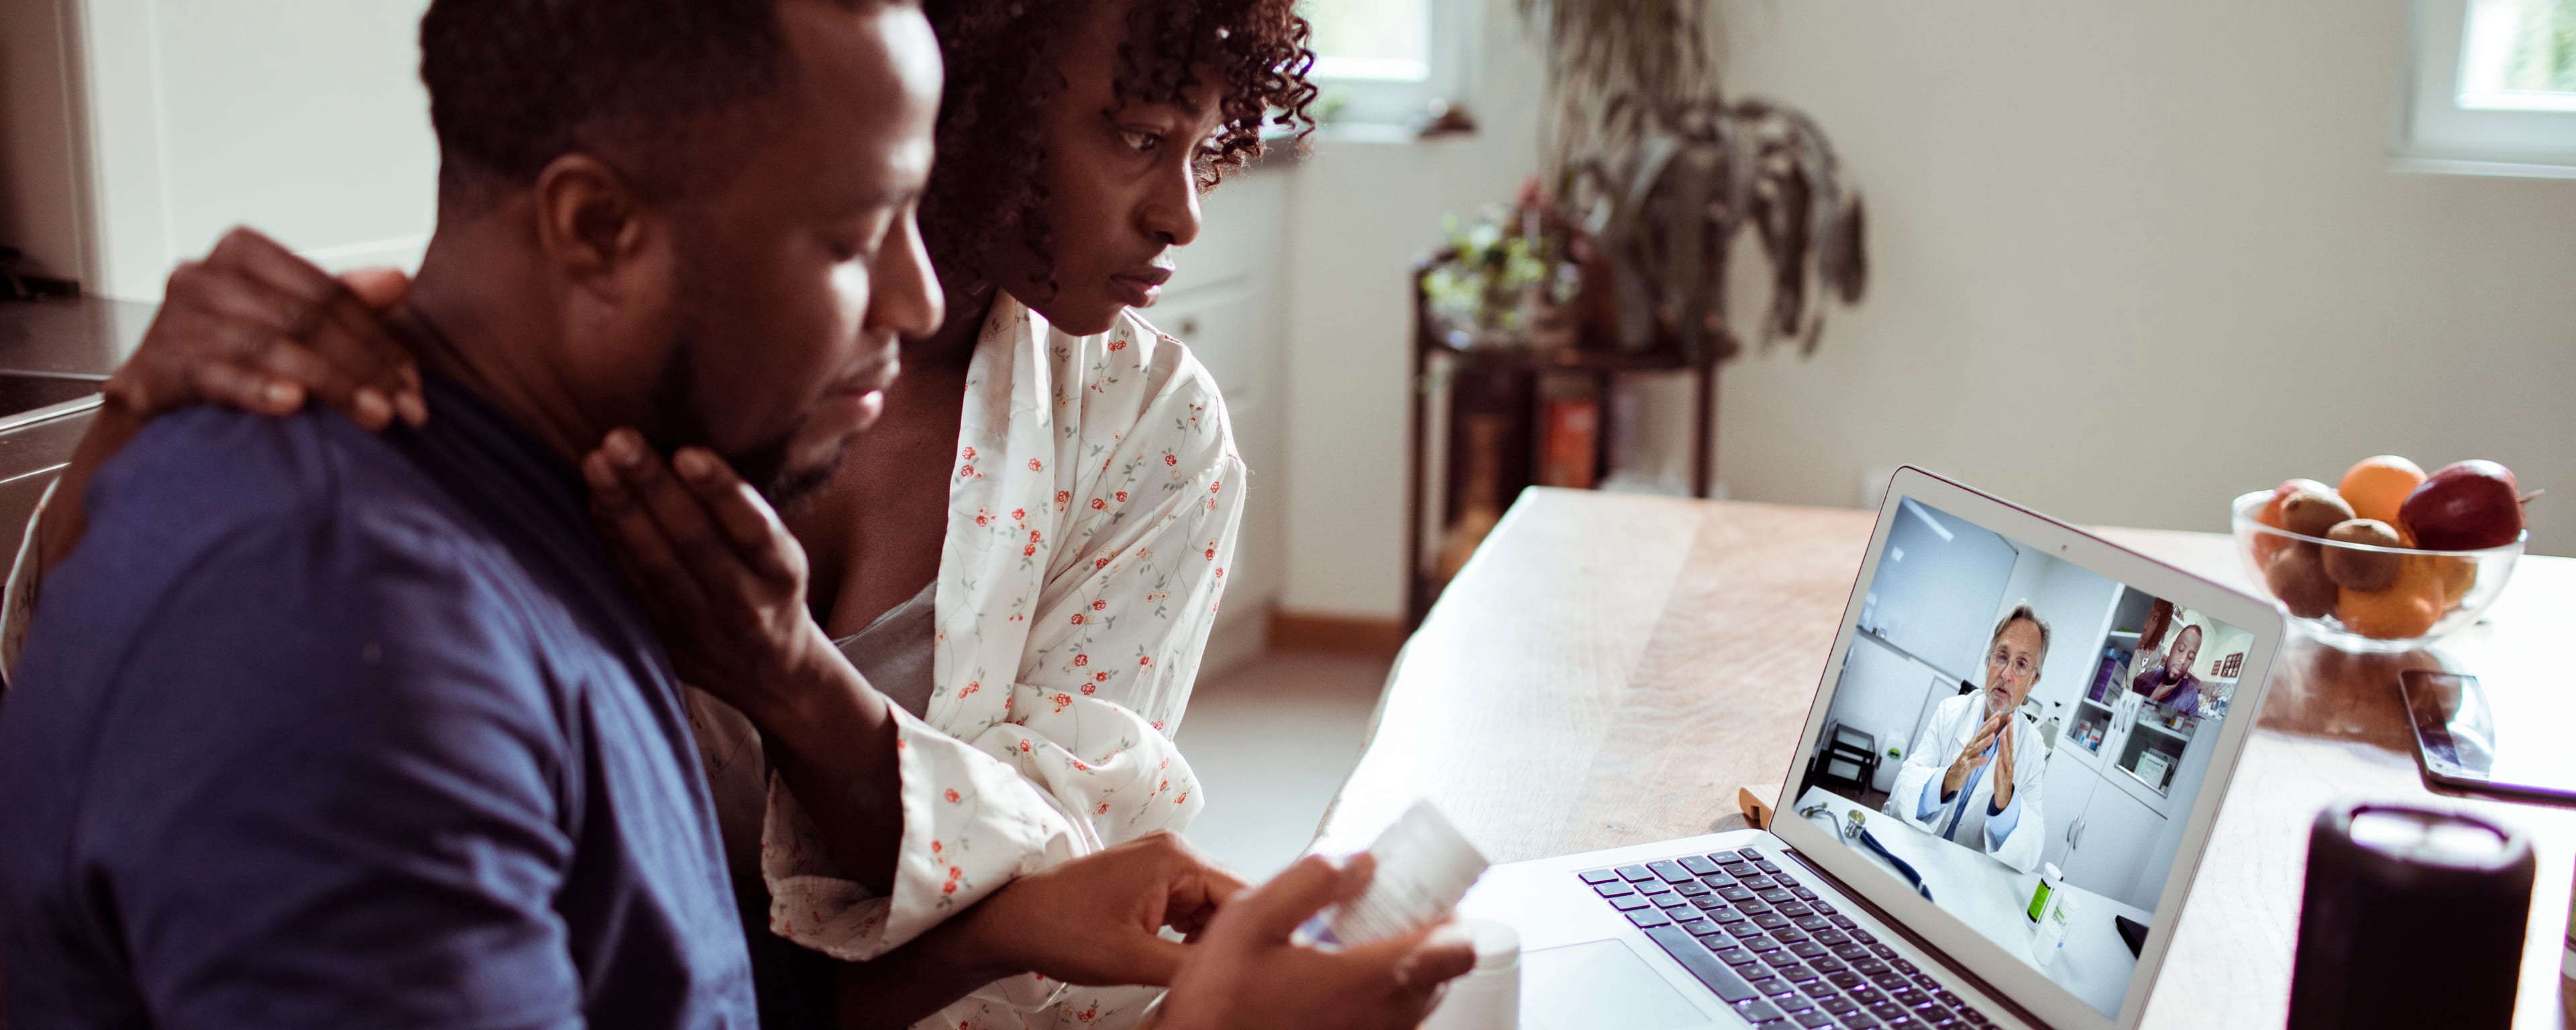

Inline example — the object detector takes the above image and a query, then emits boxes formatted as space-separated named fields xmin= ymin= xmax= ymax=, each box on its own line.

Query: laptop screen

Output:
xmin=1792 ymin=495 xmax=2255 ymax=1019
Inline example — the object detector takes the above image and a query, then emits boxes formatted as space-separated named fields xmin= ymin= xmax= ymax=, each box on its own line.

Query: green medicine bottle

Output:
xmin=2026 ymin=862 xmax=2062 ymax=922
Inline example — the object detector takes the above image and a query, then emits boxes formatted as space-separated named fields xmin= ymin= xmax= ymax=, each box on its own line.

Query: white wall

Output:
xmin=1711 ymin=0 xmax=2576 ymax=556
xmin=2004 ymin=555 xmax=2123 ymax=720
xmin=1821 ymin=636 xmax=1951 ymax=793
xmin=145 ymin=0 xmax=438 ymax=278
xmin=25 ymin=0 xmax=437 ymax=298
xmin=1275 ymin=0 xmax=1548 ymax=618
xmin=1865 ymin=500 xmax=2015 ymax=678
xmin=1276 ymin=0 xmax=2576 ymax=622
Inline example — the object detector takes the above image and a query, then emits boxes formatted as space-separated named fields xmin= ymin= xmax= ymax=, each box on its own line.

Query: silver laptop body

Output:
xmin=1460 ymin=469 xmax=2286 ymax=1030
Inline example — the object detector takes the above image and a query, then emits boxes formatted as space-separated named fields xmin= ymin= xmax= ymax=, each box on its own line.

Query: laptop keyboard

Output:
xmin=1578 ymin=848 xmax=1996 ymax=1030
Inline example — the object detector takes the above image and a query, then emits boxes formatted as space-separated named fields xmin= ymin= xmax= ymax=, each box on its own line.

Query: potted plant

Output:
xmin=1519 ymin=0 xmax=1869 ymax=361
xmin=1420 ymin=200 xmax=1582 ymax=351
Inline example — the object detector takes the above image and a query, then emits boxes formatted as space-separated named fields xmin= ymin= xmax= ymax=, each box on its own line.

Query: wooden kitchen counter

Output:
xmin=1316 ymin=487 xmax=2576 ymax=1029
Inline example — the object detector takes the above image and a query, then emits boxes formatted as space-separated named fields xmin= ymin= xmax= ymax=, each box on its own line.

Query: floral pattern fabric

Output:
xmin=759 ymin=292 xmax=1245 ymax=1029
xmin=0 ymin=478 xmax=49 ymax=693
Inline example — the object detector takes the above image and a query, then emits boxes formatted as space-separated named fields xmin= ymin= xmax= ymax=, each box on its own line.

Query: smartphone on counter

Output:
xmin=2399 ymin=669 xmax=2576 ymax=807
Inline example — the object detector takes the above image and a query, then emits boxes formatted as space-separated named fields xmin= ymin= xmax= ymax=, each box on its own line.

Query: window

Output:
xmin=1299 ymin=0 xmax=1474 ymax=130
xmin=2401 ymin=0 xmax=2576 ymax=176
xmin=2459 ymin=0 xmax=2576 ymax=107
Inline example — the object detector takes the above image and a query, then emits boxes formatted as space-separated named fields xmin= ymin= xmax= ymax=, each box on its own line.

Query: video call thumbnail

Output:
xmin=1795 ymin=497 xmax=2252 ymax=1017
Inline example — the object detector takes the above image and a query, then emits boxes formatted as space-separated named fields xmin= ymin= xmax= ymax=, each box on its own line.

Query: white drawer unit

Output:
xmin=1166 ymin=168 xmax=1283 ymax=295
xmin=1144 ymin=283 xmax=1259 ymax=404
xmin=1152 ymin=170 xmax=1287 ymax=670
xmin=1142 ymin=277 xmax=1281 ymax=668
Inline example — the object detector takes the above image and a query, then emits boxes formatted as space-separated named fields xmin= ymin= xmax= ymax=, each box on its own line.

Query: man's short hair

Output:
xmin=419 ymin=0 xmax=856 ymax=205
xmin=2170 ymin=622 xmax=2204 ymax=652
xmin=1989 ymin=602 xmax=2052 ymax=679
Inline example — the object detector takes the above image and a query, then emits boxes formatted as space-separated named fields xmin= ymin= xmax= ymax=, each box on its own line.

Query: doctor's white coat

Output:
xmin=1884 ymin=692 xmax=2047 ymax=874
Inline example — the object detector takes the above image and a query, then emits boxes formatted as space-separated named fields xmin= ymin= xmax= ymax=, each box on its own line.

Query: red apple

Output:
xmin=2399 ymin=460 xmax=2524 ymax=551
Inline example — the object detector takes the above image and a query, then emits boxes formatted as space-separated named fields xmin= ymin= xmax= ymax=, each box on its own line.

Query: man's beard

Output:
xmin=640 ymin=329 xmax=851 ymax=511
xmin=744 ymin=430 xmax=853 ymax=512
xmin=629 ymin=221 xmax=859 ymax=511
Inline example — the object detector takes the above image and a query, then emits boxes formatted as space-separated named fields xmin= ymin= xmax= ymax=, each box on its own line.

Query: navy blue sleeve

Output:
xmin=83 ymin=505 xmax=585 ymax=1029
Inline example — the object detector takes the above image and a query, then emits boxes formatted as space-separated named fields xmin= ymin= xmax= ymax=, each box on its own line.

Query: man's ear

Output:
xmin=530 ymin=153 xmax=662 ymax=300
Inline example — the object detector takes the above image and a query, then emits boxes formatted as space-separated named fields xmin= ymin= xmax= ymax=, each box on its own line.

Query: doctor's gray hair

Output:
xmin=1989 ymin=602 xmax=2051 ymax=678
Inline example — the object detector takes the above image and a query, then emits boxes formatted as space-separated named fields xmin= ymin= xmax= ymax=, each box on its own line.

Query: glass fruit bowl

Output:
xmin=2231 ymin=490 xmax=2521 ymax=653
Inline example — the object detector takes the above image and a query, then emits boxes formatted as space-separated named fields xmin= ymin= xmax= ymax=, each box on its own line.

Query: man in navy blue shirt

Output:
xmin=0 ymin=0 xmax=938 ymax=1025
xmin=0 ymin=0 xmax=1478 ymax=1027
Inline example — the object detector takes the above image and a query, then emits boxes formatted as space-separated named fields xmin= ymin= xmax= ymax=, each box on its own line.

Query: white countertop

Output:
xmin=1794 ymin=785 xmax=2150 ymax=1017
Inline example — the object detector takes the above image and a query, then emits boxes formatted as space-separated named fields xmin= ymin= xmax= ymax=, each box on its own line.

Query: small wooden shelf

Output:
xmin=1403 ymin=249 xmax=1722 ymax=630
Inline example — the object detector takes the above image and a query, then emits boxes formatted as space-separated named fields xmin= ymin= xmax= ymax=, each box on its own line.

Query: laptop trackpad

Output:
xmin=1521 ymin=939 xmax=1708 ymax=1030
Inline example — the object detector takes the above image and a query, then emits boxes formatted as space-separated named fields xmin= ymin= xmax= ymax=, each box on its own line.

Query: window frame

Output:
xmin=1303 ymin=0 xmax=1479 ymax=131
xmin=2397 ymin=0 xmax=2576 ymax=179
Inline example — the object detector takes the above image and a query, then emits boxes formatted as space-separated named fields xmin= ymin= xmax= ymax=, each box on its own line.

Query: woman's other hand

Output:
xmin=37 ymin=228 xmax=420 ymax=570
xmin=1151 ymin=853 xmax=1477 ymax=1030
xmin=582 ymin=428 xmax=841 ymax=715
xmin=832 ymin=833 xmax=1250 ymax=1030
xmin=112 ymin=227 xmax=421 ymax=430
xmin=586 ymin=429 xmax=912 ymax=891
xmin=964 ymin=830 xmax=1246 ymax=988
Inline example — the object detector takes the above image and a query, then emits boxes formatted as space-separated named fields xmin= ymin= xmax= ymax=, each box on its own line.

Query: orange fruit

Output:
xmin=2338 ymin=456 xmax=2426 ymax=525
xmin=2336 ymin=554 xmax=2445 ymax=640
xmin=2392 ymin=521 xmax=2479 ymax=608
xmin=2429 ymin=555 xmax=2477 ymax=608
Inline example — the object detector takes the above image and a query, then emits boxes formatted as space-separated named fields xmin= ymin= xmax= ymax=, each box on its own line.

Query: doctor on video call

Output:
xmin=1886 ymin=604 xmax=2050 ymax=874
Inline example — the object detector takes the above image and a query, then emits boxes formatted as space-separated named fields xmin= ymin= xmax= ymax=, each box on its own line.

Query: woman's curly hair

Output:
xmin=920 ymin=0 xmax=1320 ymax=293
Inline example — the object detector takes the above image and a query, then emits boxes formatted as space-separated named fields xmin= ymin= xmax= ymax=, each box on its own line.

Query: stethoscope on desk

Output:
xmin=1799 ymin=803 xmax=1935 ymax=903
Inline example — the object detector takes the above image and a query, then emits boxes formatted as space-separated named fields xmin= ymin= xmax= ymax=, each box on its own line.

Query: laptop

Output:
xmin=1457 ymin=467 xmax=2286 ymax=1030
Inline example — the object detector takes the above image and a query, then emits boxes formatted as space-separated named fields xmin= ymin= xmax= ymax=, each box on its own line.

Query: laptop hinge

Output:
xmin=1777 ymin=844 xmax=2059 ymax=1030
